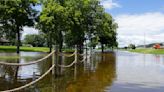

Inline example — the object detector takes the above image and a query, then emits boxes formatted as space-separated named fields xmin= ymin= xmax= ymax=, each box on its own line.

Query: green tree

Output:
xmin=96 ymin=13 xmax=118 ymax=52
xmin=38 ymin=0 xmax=118 ymax=53
xmin=64 ymin=0 xmax=103 ymax=52
xmin=38 ymin=0 xmax=68 ymax=52
xmin=0 ymin=0 xmax=39 ymax=53
xmin=24 ymin=34 xmax=46 ymax=47
xmin=88 ymin=36 xmax=99 ymax=49
xmin=129 ymin=44 xmax=136 ymax=49
xmin=0 ymin=25 xmax=16 ymax=45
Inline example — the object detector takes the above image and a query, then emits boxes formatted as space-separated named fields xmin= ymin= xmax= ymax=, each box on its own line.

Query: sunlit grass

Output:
xmin=0 ymin=46 xmax=76 ymax=53
xmin=0 ymin=46 xmax=49 ymax=52
xmin=127 ymin=48 xmax=164 ymax=54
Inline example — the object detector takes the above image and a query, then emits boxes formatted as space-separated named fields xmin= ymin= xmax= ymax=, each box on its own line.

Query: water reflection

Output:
xmin=64 ymin=52 xmax=116 ymax=92
xmin=34 ymin=52 xmax=116 ymax=92
xmin=2 ymin=50 xmax=164 ymax=92
xmin=0 ymin=52 xmax=46 ymax=91
xmin=108 ymin=51 xmax=164 ymax=92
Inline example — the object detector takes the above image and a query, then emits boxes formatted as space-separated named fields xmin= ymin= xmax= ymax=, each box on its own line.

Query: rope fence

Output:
xmin=0 ymin=51 xmax=55 ymax=66
xmin=0 ymin=45 xmax=93 ymax=92
xmin=0 ymin=64 xmax=55 ymax=92
xmin=57 ymin=49 xmax=77 ymax=68
xmin=57 ymin=60 xmax=76 ymax=68
xmin=79 ymin=53 xmax=85 ymax=56
xmin=58 ymin=51 xmax=75 ymax=57
xmin=79 ymin=57 xmax=87 ymax=63
xmin=57 ymin=47 xmax=92 ymax=67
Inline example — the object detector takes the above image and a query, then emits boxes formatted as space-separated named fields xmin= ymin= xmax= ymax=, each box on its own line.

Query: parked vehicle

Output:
xmin=153 ymin=44 xmax=161 ymax=49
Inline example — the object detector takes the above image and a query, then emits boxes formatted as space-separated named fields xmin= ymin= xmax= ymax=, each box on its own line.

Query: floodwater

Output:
xmin=0 ymin=51 xmax=164 ymax=92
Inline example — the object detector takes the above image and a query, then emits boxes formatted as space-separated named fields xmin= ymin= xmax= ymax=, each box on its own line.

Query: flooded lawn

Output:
xmin=0 ymin=51 xmax=164 ymax=92
xmin=109 ymin=51 xmax=164 ymax=92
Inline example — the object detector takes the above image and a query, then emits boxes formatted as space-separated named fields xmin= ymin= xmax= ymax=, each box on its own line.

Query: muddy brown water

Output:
xmin=0 ymin=51 xmax=164 ymax=92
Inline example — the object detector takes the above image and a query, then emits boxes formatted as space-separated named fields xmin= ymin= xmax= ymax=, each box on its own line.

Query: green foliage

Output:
xmin=0 ymin=0 xmax=39 ymax=53
xmin=64 ymin=0 xmax=104 ymax=47
xmin=24 ymin=34 xmax=46 ymax=47
xmin=1 ymin=0 xmax=118 ymax=53
xmin=0 ymin=0 xmax=39 ymax=27
xmin=96 ymin=13 xmax=118 ymax=52
xmin=37 ymin=0 xmax=118 ymax=52
xmin=128 ymin=44 xmax=136 ymax=49
xmin=88 ymin=36 xmax=99 ymax=48
xmin=38 ymin=0 xmax=68 ymax=51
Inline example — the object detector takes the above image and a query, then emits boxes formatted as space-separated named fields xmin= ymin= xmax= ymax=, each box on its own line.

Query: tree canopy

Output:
xmin=0 ymin=0 xmax=39 ymax=53
xmin=24 ymin=34 xmax=46 ymax=47
xmin=38 ymin=0 xmax=118 ymax=52
xmin=1 ymin=0 xmax=118 ymax=53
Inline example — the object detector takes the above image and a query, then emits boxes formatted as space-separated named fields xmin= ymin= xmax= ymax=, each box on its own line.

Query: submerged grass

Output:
xmin=0 ymin=55 xmax=46 ymax=61
xmin=0 ymin=56 xmax=20 ymax=60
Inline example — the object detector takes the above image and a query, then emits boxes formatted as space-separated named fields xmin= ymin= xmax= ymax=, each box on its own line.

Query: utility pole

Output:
xmin=144 ymin=32 xmax=146 ymax=48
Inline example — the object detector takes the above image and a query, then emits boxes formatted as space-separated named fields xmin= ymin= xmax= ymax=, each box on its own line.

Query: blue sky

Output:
xmin=104 ymin=0 xmax=164 ymax=16
xmin=100 ymin=0 xmax=164 ymax=47
xmin=23 ymin=0 xmax=164 ymax=47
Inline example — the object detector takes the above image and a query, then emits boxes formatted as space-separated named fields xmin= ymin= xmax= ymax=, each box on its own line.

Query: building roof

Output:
xmin=0 ymin=38 xmax=10 ymax=43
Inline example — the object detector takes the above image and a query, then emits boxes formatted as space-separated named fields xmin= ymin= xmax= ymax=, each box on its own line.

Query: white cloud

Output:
xmin=101 ymin=0 xmax=121 ymax=10
xmin=22 ymin=27 xmax=39 ymax=39
xmin=115 ymin=12 xmax=164 ymax=47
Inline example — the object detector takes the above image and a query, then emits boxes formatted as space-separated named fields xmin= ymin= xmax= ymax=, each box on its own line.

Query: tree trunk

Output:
xmin=79 ymin=45 xmax=82 ymax=54
xmin=59 ymin=43 xmax=63 ymax=52
xmin=49 ymin=33 xmax=52 ymax=53
xmin=49 ymin=44 xmax=52 ymax=53
xmin=16 ymin=26 xmax=20 ymax=54
xmin=79 ymin=43 xmax=83 ymax=54
xmin=59 ymin=31 xmax=63 ymax=52
xmin=101 ymin=43 xmax=104 ymax=53
xmin=14 ymin=58 xmax=20 ymax=83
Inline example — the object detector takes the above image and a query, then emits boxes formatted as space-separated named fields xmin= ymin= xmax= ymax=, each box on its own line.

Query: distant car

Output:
xmin=153 ymin=44 xmax=161 ymax=49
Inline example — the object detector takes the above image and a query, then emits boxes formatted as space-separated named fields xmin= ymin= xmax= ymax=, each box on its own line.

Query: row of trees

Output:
xmin=24 ymin=34 xmax=46 ymax=47
xmin=0 ymin=0 xmax=118 ymax=53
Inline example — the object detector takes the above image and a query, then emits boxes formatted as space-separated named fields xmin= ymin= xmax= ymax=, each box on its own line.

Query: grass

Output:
xmin=0 ymin=55 xmax=46 ymax=60
xmin=63 ymin=49 xmax=75 ymax=53
xmin=0 ymin=46 xmax=50 ymax=52
xmin=0 ymin=46 xmax=76 ymax=60
xmin=127 ymin=48 xmax=164 ymax=54
xmin=0 ymin=46 xmax=76 ymax=53
xmin=0 ymin=56 xmax=20 ymax=60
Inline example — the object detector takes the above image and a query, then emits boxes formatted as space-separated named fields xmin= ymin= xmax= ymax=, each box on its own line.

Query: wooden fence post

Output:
xmin=55 ymin=45 xmax=59 ymax=77
xmin=75 ymin=45 xmax=78 ymax=63
xmin=52 ymin=45 xmax=55 ymax=75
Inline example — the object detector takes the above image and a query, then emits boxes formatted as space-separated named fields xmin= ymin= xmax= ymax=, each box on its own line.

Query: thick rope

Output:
xmin=79 ymin=53 xmax=90 ymax=56
xmin=0 ymin=64 xmax=55 ymax=92
xmin=58 ymin=60 xmax=76 ymax=68
xmin=57 ymin=49 xmax=78 ymax=68
xmin=79 ymin=53 xmax=85 ymax=56
xmin=58 ymin=51 xmax=75 ymax=57
xmin=0 ymin=51 xmax=55 ymax=66
xmin=79 ymin=57 xmax=86 ymax=63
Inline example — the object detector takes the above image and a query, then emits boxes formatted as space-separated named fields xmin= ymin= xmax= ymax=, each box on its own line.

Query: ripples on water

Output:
xmin=0 ymin=51 xmax=164 ymax=92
